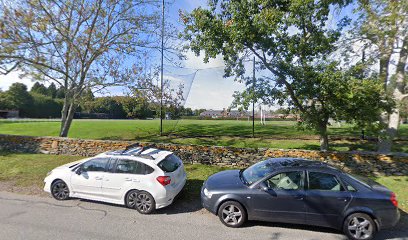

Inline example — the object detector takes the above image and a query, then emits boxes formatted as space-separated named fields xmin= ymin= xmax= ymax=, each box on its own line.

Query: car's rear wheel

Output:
xmin=218 ymin=201 xmax=247 ymax=228
xmin=51 ymin=180 xmax=70 ymax=200
xmin=343 ymin=213 xmax=376 ymax=240
xmin=126 ymin=190 xmax=156 ymax=214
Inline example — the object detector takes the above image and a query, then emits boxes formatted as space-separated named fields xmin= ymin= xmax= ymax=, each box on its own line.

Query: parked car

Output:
xmin=44 ymin=146 xmax=187 ymax=214
xmin=201 ymin=158 xmax=400 ymax=240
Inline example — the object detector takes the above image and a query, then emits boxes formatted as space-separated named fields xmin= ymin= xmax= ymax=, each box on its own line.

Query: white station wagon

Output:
xmin=44 ymin=146 xmax=187 ymax=214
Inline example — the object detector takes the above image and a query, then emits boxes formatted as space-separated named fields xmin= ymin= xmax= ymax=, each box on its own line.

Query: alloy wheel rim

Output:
xmin=348 ymin=216 xmax=373 ymax=240
xmin=221 ymin=205 xmax=242 ymax=225
xmin=52 ymin=182 xmax=69 ymax=199
xmin=134 ymin=193 xmax=152 ymax=212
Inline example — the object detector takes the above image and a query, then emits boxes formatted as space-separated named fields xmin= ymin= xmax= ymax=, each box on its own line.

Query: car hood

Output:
xmin=205 ymin=170 xmax=246 ymax=190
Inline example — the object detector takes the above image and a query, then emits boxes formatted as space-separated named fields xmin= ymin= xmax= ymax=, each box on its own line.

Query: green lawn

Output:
xmin=0 ymin=119 xmax=407 ymax=152
xmin=0 ymin=152 xmax=407 ymax=212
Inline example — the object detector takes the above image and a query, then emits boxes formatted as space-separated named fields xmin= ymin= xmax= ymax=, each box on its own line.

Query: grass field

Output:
xmin=0 ymin=152 xmax=406 ymax=212
xmin=0 ymin=119 xmax=407 ymax=152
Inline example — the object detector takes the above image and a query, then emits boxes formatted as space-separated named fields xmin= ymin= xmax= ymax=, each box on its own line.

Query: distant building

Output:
xmin=228 ymin=110 xmax=250 ymax=118
xmin=200 ymin=109 xmax=249 ymax=119
xmin=0 ymin=110 xmax=19 ymax=118
xmin=200 ymin=109 xmax=224 ymax=118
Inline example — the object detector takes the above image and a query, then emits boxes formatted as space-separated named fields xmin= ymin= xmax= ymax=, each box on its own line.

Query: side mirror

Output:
xmin=75 ymin=167 xmax=83 ymax=175
xmin=259 ymin=182 xmax=269 ymax=191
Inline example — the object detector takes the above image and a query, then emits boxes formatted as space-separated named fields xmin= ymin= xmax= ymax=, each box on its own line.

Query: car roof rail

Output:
xmin=122 ymin=143 xmax=142 ymax=153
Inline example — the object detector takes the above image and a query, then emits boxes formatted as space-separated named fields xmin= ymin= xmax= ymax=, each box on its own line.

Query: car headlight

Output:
xmin=203 ymin=188 xmax=213 ymax=199
xmin=46 ymin=170 xmax=53 ymax=177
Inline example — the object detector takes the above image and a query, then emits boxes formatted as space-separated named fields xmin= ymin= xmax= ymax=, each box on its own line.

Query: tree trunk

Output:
xmin=59 ymin=101 xmax=76 ymax=137
xmin=318 ymin=121 xmax=329 ymax=151
xmin=378 ymin=110 xmax=400 ymax=153
xmin=379 ymin=55 xmax=391 ymax=90
xmin=59 ymin=95 xmax=69 ymax=136
xmin=378 ymin=36 xmax=407 ymax=153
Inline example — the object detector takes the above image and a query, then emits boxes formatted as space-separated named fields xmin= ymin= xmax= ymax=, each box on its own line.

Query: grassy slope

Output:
xmin=0 ymin=152 xmax=407 ymax=212
xmin=375 ymin=176 xmax=408 ymax=212
xmin=0 ymin=119 xmax=407 ymax=152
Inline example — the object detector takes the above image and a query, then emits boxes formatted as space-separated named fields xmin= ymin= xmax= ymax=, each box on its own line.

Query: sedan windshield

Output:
xmin=242 ymin=160 xmax=275 ymax=185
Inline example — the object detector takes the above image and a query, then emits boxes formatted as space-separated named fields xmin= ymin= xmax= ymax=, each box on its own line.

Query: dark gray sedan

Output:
xmin=201 ymin=158 xmax=400 ymax=240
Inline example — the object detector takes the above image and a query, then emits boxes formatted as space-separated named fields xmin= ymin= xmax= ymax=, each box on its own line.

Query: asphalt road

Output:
xmin=0 ymin=192 xmax=407 ymax=240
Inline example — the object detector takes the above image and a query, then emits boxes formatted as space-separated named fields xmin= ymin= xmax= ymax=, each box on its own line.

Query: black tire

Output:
xmin=343 ymin=213 xmax=376 ymax=240
xmin=51 ymin=180 xmax=70 ymax=200
xmin=217 ymin=201 xmax=247 ymax=228
xmin=126 ymin=190 xmax=156 ymax=214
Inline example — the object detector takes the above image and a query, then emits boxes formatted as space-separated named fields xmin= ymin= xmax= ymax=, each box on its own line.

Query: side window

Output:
xmin=343 ymin=180 xmax=357 ymax=192
xmin=308 ymin=172 xmax=344 ymax=191
xmin=264 ymin=171 xmax=303 ymax=190
xmin=115 ymin=159 xmax=153 ymax=175
xmin=107 ymin=159 xmax=116 ymax=173
xmin=145 ymin=165 xmax=154 ymax=174
xmin=81 ymin=158 xmax=109 ymax=172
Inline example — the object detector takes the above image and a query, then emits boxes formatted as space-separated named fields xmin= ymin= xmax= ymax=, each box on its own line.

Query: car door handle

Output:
xmin=295 ymin=195 xmax=304 ymax=200
xmin=337 ymin=197 xmax=348 ymax=202
xmin=124 ymin=178 xmax=132 ymax=181
xmin=95 ymin=177 xmax=103 ymax=180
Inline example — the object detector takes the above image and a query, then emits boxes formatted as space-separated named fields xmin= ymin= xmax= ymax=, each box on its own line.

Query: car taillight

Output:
xmin=156 ymin=176 xmax=171 ymax=186
xmin=391 ymin=192 xmax=398 ymax=207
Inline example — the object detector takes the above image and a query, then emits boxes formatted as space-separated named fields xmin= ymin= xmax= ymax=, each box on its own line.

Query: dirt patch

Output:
xmin=0 ymin=181 xmax=49 ymax=197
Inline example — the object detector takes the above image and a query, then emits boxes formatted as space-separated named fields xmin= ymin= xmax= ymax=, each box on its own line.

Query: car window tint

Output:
xmin=82 ymin=158 xmax=109 ymax=172
xmin=107 ymin=159 xmax=116 ymax=173
xmin=308 ymin=172 xmax=343 ymax=191
xmin=265 ymin=171 xmax=303 ymax=190
xmin=115 ymin=159 xmax=145 ymax=174
xmin=158 ymin=154 xmax=182 ymax=173
xmin=145 ymin=164 xmax=154 ymax=174
xmin=343 ymin=180 xmax=357 ymax=192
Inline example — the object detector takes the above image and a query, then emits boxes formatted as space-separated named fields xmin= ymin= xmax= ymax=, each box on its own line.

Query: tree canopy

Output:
xmin=181 ymin=0 xmax=389 ymax=150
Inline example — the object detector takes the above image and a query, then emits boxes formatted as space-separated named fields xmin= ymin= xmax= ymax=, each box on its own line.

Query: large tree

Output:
xmin=2 ymin=82 xmax=33 ymax=116
xmin=182 ymin=0 xmax=387 ymax=150
xmin=0 ymin=0 xmax=161 ymax=136
xmin=351 ymin=0 xmax=408 ymax=152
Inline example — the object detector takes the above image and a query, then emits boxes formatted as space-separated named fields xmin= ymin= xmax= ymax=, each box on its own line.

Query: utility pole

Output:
xmin=252 ymin=56 xmax=255 ymax=138
xmin=160 ymin=0 xmax=164 ymax=136
xmin=361 ymin=44 xmax=366 ymax=140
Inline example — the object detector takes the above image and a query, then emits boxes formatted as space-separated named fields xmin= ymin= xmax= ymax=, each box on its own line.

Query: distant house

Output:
xmin=200 ymin=109 xmax=224 ymax=118
xmin=228 ymin=110 xmax=249 ymax=118
xmin=200 ymin=109 xmax=249 ymax=119
xmin=0 ymin=110 xmax=19 ymax=118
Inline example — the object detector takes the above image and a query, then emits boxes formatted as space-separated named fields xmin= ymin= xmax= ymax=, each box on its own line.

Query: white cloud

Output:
xmin=0 ymin=71 xmax=36 ymax=91
xmin=183 ymin=50 xmax=225 ymax=69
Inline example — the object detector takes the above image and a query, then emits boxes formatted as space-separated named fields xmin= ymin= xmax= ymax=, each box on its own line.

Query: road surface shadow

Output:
xmin=61 ymin=196 xmax=408 ymax=239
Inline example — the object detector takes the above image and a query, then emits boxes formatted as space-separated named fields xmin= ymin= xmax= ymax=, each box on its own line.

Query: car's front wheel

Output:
xmin=51 ymin=180 xmax=70 ymax=200
xmin=126 ymin=190 xmax=156 ymax=214
xmin=218 ymin=201 xmax=247 ymax=228
xmin=343 ymin=213 xmax=376 ymax=240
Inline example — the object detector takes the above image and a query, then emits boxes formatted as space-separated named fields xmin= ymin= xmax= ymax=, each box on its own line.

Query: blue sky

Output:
xmin=0 ymin=0 xmax=357 ymax=110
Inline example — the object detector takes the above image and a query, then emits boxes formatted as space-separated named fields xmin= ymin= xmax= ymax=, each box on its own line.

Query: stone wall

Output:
xmin=0 ymin=134 xmax=407 ymax=176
